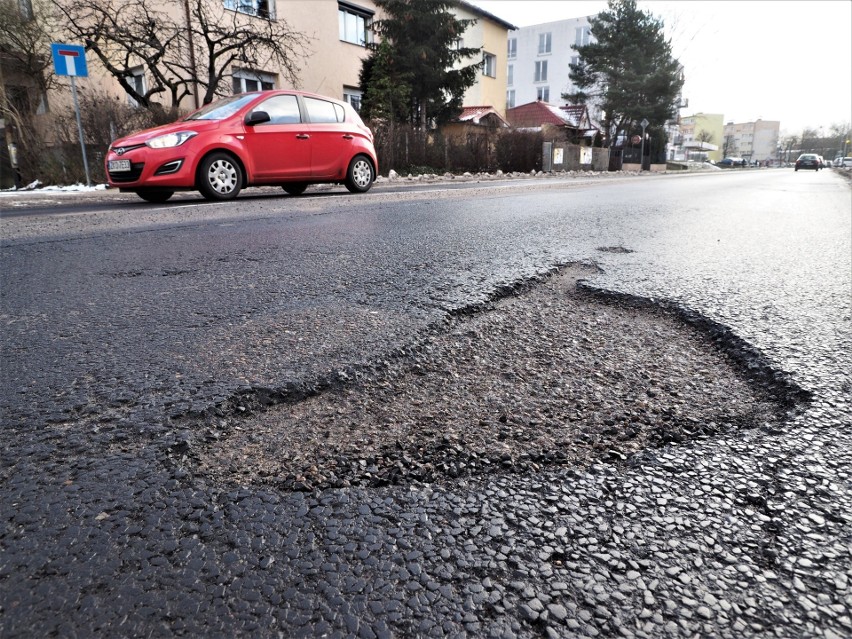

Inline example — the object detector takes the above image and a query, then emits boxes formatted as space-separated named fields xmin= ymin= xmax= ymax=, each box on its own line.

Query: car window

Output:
xmin=186 ymin=93 xmax=259 ymax=120
xmin=254 ymin=95 xmax=302 ymax=124
xmin=304 ymin=97 xmax=344 ymax=123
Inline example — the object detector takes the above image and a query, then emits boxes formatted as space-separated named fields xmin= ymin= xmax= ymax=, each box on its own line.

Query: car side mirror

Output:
xmin=245 ymin=110 xmax=271 ymax=126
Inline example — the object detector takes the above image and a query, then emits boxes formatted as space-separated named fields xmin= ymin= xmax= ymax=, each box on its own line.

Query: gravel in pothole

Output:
xmin=196 ymin=265 xmax=790 ymax=490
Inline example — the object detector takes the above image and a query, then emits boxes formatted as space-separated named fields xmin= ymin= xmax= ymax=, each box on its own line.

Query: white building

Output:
xmin=506 ymin=15 xmax=595 ymax=111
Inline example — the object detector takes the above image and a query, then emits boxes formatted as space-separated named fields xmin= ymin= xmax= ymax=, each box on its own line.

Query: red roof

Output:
xmin=506 ymin=101 xmax=597 ymax=130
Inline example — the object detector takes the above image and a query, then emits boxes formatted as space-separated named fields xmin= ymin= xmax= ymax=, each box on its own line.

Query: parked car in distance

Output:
xmin=841 ymin=157 xmax=852 ymax=168
xmin=105 ymin=90 xmax=378 ymax=202
xmin=794 ymin=154 xmax=821 ymax=171
xmin=717 ymin=157 xmax=745 ymax=167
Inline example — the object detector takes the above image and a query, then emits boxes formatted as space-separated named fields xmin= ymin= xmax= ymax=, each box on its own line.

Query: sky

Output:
xmin=467 ymin=0 xmax=852 ymax=135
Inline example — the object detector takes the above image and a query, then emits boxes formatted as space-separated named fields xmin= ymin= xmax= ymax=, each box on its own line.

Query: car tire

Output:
xmin=282 ymin=183 xmax=308 ymax=196
xmin=198 ymin=152 xmax=242 ymax=201
xmin=136 ymin=189 xmax=174 ymax=203
xmin=344 ymin=155 xmax=374 ymax=193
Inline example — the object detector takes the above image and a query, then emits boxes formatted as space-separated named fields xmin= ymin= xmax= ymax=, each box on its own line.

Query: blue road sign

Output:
xmin=51 ymin=43 xmax=88 ymax=77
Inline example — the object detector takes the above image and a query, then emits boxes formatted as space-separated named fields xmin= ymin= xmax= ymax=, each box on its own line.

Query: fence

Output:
xmin=543 ymin=141 xmax=609 ymax=172
xmin=368 ymin=121 xmax=543 ymax=176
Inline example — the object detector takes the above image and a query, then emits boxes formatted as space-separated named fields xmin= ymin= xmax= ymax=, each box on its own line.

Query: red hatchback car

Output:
xmin=105 ymin=90 xmax=378 ymax=202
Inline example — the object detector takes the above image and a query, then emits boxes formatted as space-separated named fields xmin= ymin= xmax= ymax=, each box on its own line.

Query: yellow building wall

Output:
xmin=688 ymin=113 xmax=724 ymax=161
xmin=453 ymin=5 xmax=511 ymax=118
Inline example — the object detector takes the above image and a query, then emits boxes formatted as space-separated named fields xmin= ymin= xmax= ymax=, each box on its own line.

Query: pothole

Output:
xmin=192 ymin=264 xmax=802 ymax=491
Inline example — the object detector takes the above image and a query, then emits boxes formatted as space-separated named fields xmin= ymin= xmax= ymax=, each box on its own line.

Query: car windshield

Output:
xmin=185 ymin=93 xmax=259 ymax=121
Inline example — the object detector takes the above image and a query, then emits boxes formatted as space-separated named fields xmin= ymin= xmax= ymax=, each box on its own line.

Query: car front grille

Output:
xmin=109 ymin=162 xmax=145 ymax=183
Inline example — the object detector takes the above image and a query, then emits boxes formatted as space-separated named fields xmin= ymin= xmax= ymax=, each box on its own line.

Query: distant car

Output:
xmin=106 ymin=90 xmax=378 ymax=202
xmin=717 ymin=157 xmax=744 ymax=167
xmin=795 ymin=154 xmax=821 ymax=171
xmin=841 ymin=157 xmax=852 ymax=168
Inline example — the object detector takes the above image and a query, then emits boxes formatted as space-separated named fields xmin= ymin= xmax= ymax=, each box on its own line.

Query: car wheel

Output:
xmin=345 ymin=155 xmax=374 ymax=193
xmin=282 ymin=183 xmax=308 ymax=196
xmin=136 ymin=189 xmax=174 ymax=203
xmin=198 ymin=152 xmax=242 ymax=201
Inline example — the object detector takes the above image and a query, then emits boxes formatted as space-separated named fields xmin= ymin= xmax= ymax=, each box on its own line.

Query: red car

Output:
xmin=105 ymin=90 xmax=378 ymax=203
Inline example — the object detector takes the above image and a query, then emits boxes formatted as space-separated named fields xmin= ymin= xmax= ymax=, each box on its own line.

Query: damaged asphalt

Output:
xmin=1 ymin=169 xmax=850 ymax=637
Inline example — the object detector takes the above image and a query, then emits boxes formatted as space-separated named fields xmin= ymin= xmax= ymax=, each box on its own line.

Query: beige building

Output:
xmin=6 ymin=0 xmax=515 ymax=116
xmin=723 ymin=119 xmax=781 ymax=164
xmin=282 ymin=0 xmax=378 ymax=110
xmin=452 ymin=2 xmax=517 ymax=118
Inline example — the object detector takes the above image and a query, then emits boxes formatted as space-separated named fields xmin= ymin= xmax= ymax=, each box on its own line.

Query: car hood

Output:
xmin=110 ymin=119 xmax=223 ymax=148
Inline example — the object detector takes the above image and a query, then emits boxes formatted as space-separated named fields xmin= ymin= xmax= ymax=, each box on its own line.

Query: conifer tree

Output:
xmin=565 ymin=0 xmax=683 ymax=148
xmin=363 ymin=0 xmax=482 ymax=128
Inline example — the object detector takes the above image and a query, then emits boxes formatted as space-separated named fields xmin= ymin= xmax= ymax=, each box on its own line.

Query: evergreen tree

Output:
xmin=358 ymin=40 xmax=411 ymax=123
xmin=565 ymin=0 xmax=683 ymax=148
xmin=363 ymin=0 xmax=482 ymax=128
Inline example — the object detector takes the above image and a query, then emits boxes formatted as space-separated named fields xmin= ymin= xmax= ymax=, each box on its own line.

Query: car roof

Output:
xmin=245 ymin=89 xmax=350 ymax=105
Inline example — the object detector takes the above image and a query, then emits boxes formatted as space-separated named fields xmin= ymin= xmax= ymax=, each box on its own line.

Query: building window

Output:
xmin=339 ymin=2 xmax=373 ymax=46
xmin=507 ymin=38 xmax=517 ymax=59
xmin=343 ymin=87 xmax=363 ymax=112
xmin=127 ymin=67 xmax=146 ymax=108
xmin=507 ymin=64 xmax=513 ymax=86
xmin=507 ymin=90 xmax=515 ymax=109
xmin=571 ymin=55 xmax=580 ymax=67
xmin=224 ymin=0 xmax=273 ymax=19
xmin=534 ymin=60 xmax=548 ymax=83
xmin=232 ymin=69 xmax=275 ymax=94
xmin=483 ymin=53 xmax=496 ymax=78
xmin=537 ymin=86 xmax=549 ymax=102
xmin=575 ymin=26 xmax=591 ymax=47
xmin=538 ymin=32 xmax=552 ymax=55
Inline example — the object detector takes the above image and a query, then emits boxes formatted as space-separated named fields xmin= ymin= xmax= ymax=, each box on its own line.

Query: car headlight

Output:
xmin=145 ymin=131 xmax=197 ymax=149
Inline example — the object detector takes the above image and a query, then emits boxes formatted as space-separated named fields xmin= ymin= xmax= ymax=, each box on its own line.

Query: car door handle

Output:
xmin=296 ymin=134 xmax=310 ymax=140
xmin=342 ymin=134 xmax=354 ymax=140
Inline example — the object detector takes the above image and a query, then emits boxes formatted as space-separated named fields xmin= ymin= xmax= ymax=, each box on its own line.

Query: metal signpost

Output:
xmin=50 ymin=43 xmax=91 ymax=186
xmin=640 ymin=118 xmax=649 ymax=171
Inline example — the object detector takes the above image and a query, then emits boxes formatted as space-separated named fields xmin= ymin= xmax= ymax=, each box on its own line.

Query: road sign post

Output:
xmin=51 ymin=43 xmax=91 ymax=187
xmin=640 ymin=118 xmax=649 ymax=172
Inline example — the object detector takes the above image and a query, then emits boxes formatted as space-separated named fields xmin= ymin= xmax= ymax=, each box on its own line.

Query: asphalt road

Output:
xmin=1 ymin=169 xmax=850 ymax=637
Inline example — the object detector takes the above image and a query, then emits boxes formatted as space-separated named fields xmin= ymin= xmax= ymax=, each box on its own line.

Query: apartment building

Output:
xmin=505 ymin=15 xmax=595 ymax=111
xmin=722 ymin=119 xmax=781 ymax=163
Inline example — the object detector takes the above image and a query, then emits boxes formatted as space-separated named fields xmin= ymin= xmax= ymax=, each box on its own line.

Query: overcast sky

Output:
xmin=468 ymin=0 xmax=852 ymax=135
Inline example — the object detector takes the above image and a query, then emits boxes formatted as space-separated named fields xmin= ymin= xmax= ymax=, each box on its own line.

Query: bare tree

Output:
xmin=696 ymin=129 xmax=714 ymax=144
xmin=1 ymin=0 xmax=62 ymax=184
xmin=50 ymin=0 xmax=310 ymax=121
xmin=0 ymin=0 xmax=58 ymax=98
